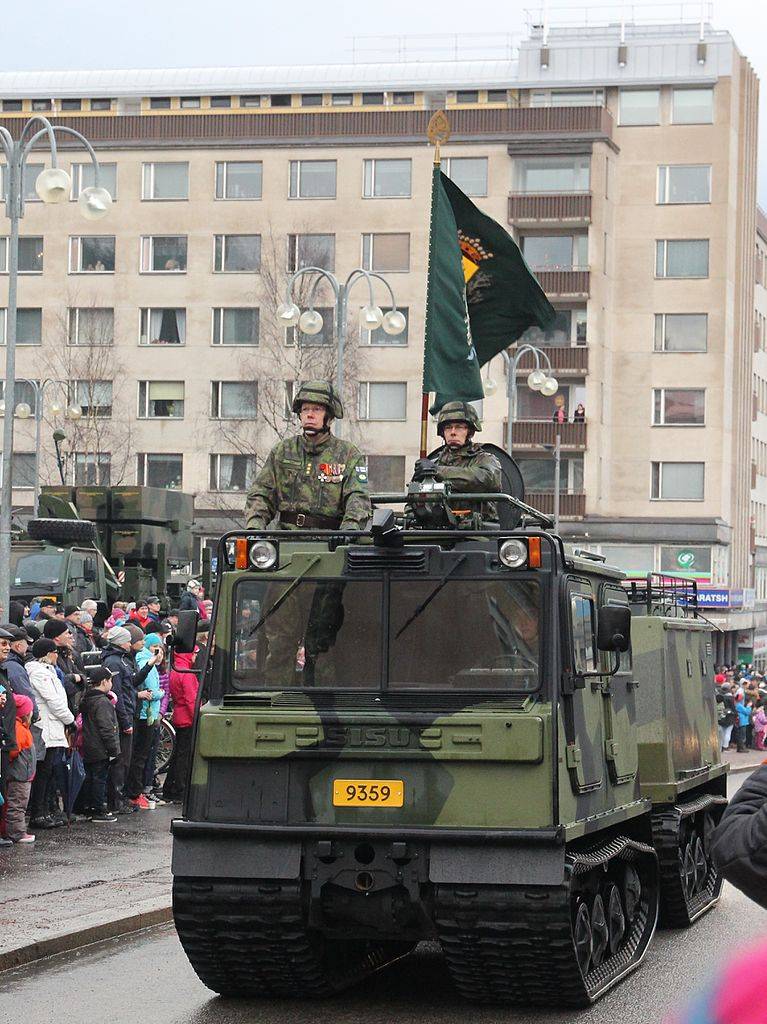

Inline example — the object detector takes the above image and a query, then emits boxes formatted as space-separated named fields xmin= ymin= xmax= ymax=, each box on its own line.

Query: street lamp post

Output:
xmin=499 ymin=344 xmax=559 ymax=455
xmin=0 ymin=116 xmax=111 ymax=615
xmin=276 ymin=267 xmax=406 ymax=426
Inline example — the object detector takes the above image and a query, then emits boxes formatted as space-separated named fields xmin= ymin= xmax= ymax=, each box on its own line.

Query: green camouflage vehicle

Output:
xmin=171 ymin=483 xmax=727 ymax=1007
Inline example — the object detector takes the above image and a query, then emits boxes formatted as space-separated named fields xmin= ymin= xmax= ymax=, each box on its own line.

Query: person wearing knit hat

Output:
xmin=43 ymin=617 xmax=86 ymax=715
xmin=125 ymin=633 xmax=165 ymax=808
xmin=31 ymin=637 xmax=57 ymax=659
xmin=2 ymin=625 xmax=38 ymax=718
xmin=43 ymin=619 xmax=69 ymax=640
xmin=106 ymin=625 xmax=131 ymax=647
xmin=5 ymin=692 xmax=38 ymax=842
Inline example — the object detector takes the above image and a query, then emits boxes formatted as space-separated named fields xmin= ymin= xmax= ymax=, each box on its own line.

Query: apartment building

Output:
xmin=751 ymin=210 xmax=767 ymax=665
xmin=0 ymin=17 xmax=759 ymax=658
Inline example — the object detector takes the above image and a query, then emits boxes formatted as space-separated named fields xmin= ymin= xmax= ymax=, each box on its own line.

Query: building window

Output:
xmin=0 ymin=452 xmax=37 ymax=488
xmin=521 ymin=234 xmax=588 ymax=270
xmin=0 ymin=236 xmax=43 ymax=274
xmin=69 ymin=235 xmax=115 ymax=273
xmin=71 ymin=162 xmax=117 ymax=200
xmin=239 ymin=94 xmax=261 ymax=107
xmin=212 ymin=308 xmax=259 ymax=346
xmin=0 ymin=380 xmax=38 ymax=414
xmin=137 ymin=380 xmax=185 ymax=419
xmin=180 ymin=96 xmax=201 ymax=108
xmin=287 ymin=233 xmax=335 ymax=272
xmin=61 ymin=99 xmax=81 ymax=111
xmin=366 ymin=455 xmax=406 ymax=491
xmin=289 ymin=160 xmax=336 ymax=199
xmin=2 ymin=100 xmax=22 ymax=112
xmin=358 ymin=382 xmax=407 ymax=420
xmin=68 ymin=308 xmax=113 ymax=346
xmin=209 ymin=454 xmax=257 ymax=491
xmin=300 ymin=93 xmax=322 ymax=106
xmin=655 ymin=239 xmax=709 ymax=279
xmin=516 ymin=454 xmax=583 ymax=493
xmin=619 ymin=89 xmax=660 ymax=126
xmin=442 ymin=157 xmax=488 ymax=196
xmin=211 ymin=381 xmax=258 ymax=419
xmin=31 ymin=99 xmax=51 ymax=111
xmin=72 ymin=379 xmax=112 ymax=417
xmin=530 ymin=89 xmax=604 ymax=107
xmin=657 ymin=165 xmax=711 ymax=205
xmin=331 ymin=93 xmax=353 ymax=106
xmin=270 ymin=94 xmax=292 ymax=107
xmin=214 ymin=234 xmax=261 ymax=272
xmin=137 ymin=453 xmax=183 ymax=488
xmin=149 ymin=97 xmax=171 ymax=109
xmin=513 ymin=156 xmax=590 ymax=193
xmin=488 ymin=89 xmax=508 ymax=103
xmin=0 ymin=308 xmax=42 ymax=346
xmin=455 ymin=90 xmax=479 ymax=104
xmin=140 ymin=235 xmax=187 ymax=272
xmin=1 ymin=163 xmax=44 ymax=202
xmin=651 ymin=462 xmax=705 ymax=500
xmin=363 ymin=307 xmax=409 ymax=346
xmin=214 ymin=160 xmax=262 ymax=199
xmin=652 ymin=388 xmax=705 ymax=426
xmin=74 ymin=453 xmax=110 ymax=485
xmin=392 ymin=92 xmax=414 ymax=105
xmin=520 ymin=308 xmax=587 ymax=348
xmin=139 ymin=308 xmax=186 ymax=346
xmin=363 ymin=158 xmax=411 ymax=198
xmin=142 ymin=162 xmax=189 ymax=200
xmin=90 ymin=98 xmax=112 ymax=111
xmin=361 ymin=92 xmax=384 ymax=105
xmin=659 ymin=545 xmax=712 ymax=576
xmin=654 ymin=313 xmax=707 ymax=352
xmin=286 ymin=307 xmax=334 ymax=347
xmin=361 ymin=232 xmax=410 ymax=273
xmin=672 ymin=87 xmax=714 ymax=125
xmin=210 ymin=96 xmax=231 ymax=108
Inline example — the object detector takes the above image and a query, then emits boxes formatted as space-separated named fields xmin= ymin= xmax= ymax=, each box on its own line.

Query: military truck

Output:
xmin=170 ymin=485 xmax=727 ymax=1007
xmin=11 ymin=485 xmax=194 ymax=608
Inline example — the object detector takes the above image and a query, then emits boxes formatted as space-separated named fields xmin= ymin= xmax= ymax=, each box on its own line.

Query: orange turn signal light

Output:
xmin=528 ymin=537 xmax=542 ymax=568
xmin=235 ymin=537 xmax=249 ymax=570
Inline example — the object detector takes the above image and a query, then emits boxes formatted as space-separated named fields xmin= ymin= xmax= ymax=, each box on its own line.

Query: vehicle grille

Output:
xmin=344 ymin=547 xmax=428 ymax=574
xmin=222 ymin=691 xmax=531 ymax=712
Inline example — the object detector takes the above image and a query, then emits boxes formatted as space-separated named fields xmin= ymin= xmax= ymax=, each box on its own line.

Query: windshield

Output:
xmin=11 ymin=551 xmax=64 ymax=588
xmin=232 ymin=577 xmax=540 ymax=692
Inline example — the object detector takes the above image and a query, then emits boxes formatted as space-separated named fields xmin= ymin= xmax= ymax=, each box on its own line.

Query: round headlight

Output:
xmin=499 ymin=539 xmax=528 ymax=569
xmin=249 ymin=540 xmax=278 ymax=570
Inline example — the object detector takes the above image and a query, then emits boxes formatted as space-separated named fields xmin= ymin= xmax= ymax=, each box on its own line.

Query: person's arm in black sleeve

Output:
xmin=710 ymin=763 xmax=767 ymax=909
xmin=134 ymin=662 xmax=153 ymax=688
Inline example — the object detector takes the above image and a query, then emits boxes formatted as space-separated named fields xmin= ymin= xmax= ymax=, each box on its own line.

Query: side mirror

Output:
xmin=174 ymin=609 xmax=198 ymax=654
xmin=597 ymin=605 xmax=631 ymax=653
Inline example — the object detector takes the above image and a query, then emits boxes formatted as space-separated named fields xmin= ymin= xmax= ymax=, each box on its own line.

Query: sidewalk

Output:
xmin=0 ymin=806 xmax=174 ymax=971
xmin=723 ymin=748 xmax=767 ymax=774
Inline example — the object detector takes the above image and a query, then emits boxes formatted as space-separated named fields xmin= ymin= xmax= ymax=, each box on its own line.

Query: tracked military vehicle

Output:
xmin=170 ymin=476 xmax=727 ymax=1007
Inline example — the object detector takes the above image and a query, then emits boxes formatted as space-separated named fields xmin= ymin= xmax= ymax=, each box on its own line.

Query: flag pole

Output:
xmin=422 ymin=110 xmax=451 ymax=457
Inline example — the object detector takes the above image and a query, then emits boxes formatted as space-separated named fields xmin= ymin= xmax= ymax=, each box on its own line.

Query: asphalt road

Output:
xmin=2 ymin=773 xmax=761 ymax=1024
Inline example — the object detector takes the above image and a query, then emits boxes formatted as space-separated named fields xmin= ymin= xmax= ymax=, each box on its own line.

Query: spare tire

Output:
xmin=27 ymin=518 xmax=97 ymax=545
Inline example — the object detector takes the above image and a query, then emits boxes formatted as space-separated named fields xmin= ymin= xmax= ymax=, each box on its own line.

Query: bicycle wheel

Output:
xmin=155 ymin=718 xmax=176 ymax=775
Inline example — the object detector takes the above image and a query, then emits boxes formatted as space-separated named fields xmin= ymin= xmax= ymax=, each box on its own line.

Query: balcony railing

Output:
xmin=534 ymin=269 xmax=590 ymax=298
xmin=508 ymin=192 xmax=592 ymax=225
xmin=525 ymin=492 xmax=586 ymax=519
xmin=513 ymin=345 xmax=589 ymax=375
xmin=509 ymin=420 xmax=588 ymax=448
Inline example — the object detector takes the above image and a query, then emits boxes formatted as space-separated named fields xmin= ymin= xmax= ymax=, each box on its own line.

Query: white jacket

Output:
xmin=28 ymin=660 xmax=74 ymax=748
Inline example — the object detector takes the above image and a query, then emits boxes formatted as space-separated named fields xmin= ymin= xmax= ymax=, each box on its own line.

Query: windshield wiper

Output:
xmin=247 ymin=555 xmax=321 ymax=635
xmin=394 ymin=555 xmax=467 ymax=639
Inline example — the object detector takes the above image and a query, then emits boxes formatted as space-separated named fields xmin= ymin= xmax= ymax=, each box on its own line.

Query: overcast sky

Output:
xmin=4 ymin=0 xmax=767 ymax=201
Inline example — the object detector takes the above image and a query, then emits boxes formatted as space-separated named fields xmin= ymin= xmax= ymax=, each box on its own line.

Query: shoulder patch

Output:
xmin=354 ymin=464 xmax=368 ymax=483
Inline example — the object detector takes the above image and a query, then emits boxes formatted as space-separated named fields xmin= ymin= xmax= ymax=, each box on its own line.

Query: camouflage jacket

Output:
xmin=245 ymin=432 xmax=371 ymax=531
xmin=432 ymin=442 xmax=502 ymax=523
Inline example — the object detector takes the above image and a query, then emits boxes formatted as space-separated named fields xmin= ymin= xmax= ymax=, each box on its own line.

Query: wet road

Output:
xmin=2 ymin=773 xmax=761 ymax=1024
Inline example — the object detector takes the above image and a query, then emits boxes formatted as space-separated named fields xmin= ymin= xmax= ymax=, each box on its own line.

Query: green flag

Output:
xmin=422 ymin=165 xmax=484 ymax=413
xmin=440 ymin=171 xmax=556 ymax=366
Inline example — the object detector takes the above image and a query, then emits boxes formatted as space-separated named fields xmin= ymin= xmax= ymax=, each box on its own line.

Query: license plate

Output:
xmin=333 ymin=779 xmax=404 ymax=807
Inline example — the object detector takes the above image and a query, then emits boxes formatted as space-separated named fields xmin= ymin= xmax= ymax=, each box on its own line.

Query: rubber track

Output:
xmin=652 ymin=798 xmax=726 ymax=928
xmin=433 ymin=840 xmax=658 ymax=1008
xmin=173 ymin=878 xmax=408 ymax=998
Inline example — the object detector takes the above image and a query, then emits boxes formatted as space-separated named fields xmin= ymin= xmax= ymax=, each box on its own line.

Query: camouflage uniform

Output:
xmin=426 ymin=402 xmax=502 ymax=523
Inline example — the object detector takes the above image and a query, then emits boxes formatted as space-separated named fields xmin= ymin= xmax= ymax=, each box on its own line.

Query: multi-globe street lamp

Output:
xmin=0 ymin=116 xmax=111 ymax=614
xmin=484 ymin=344 xmax=559 ymax=454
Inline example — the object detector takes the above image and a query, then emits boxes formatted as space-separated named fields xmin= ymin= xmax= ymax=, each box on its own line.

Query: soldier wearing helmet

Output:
xmin=412 ymin=401 xmax=502 ymax=523
xmin=245 ymin=380 xmax=371 ymax=532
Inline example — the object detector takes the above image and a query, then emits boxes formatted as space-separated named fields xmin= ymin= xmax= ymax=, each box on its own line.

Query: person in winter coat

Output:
xmin=5 ymin=693 xmax=37 ymax=843
xmin=64 ymin=606 xmax=96 ymax=656
xmin=734 ymin=695 xmax=752 ymax=752
xmin=179 ymin=580 xmax=203 ymax=613
xmin=43 ymin=619 xmax=86 ymax=713
xmin=80 ymin=668 xmax=120 ymax=822
xmin=27 ymin=638 xmax=74 ymax=829
xmin=129 ymin=602 xmax=152 ymax=631
xmin=2 ymin=625 xmax=38 ymax=717
xmin=0 ymin=626 xmax=18 ymax=842
xmin=104 ymin=603 xmax=128 ymax=631
xmin=125 ymin=633 xmax=164 ymax=807
xmin=163 ymin=648 xmax=200 ymax=802
xmin=753 ymin=701 xmax=767 ymax=751
xmin=710 ymin=762 xmax=767 ymax=909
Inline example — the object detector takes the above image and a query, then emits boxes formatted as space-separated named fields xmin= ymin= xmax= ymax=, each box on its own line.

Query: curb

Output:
xmin=0 ymin=904 xmax=173 ymax=973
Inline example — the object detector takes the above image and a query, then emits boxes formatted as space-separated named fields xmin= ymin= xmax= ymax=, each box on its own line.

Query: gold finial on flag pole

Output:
xmin=427 ymin=109 xmax=451 ymax=165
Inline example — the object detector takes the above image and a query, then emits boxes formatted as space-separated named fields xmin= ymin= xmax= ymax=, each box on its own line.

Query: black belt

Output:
xmin=279 ymin=511 xmax=341 ymax=530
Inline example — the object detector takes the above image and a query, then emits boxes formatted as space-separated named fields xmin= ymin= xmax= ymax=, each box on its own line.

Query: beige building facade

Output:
xmin=0 ymin=18 xmax=760 ymax=657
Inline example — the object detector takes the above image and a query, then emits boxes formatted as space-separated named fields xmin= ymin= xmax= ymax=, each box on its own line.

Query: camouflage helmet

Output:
xmin=436 ymin=400 xmax=481 ymax=437
xmin=292 ymin=380 xmax=344 ymax=420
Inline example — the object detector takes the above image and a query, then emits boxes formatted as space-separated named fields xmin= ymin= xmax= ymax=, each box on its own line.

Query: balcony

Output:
xmin=513 ymin=345 xmax=588 ymax=376
xmin=509 ymin=420 xmax=588 ymax=449
xmin=508 ymin=192 xmax=592 ymax=226
xmin=535 ymin=268 xmax=590 ymax=299
xmin=525 ymin=492 xmax=586 ymax=520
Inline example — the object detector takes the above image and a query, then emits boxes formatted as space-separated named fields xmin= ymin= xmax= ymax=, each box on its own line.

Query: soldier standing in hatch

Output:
xmin=412 ymin=401 xmax=502 ymax=524
xmin=244 ymin=381 xmax=370 ymax=684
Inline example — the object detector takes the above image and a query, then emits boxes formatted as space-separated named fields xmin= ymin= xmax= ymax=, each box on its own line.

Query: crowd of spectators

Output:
xmin=715 ymin=663 xmax=767 ymax=754
xmin=0 ymin=579 xmax=209 ymax=846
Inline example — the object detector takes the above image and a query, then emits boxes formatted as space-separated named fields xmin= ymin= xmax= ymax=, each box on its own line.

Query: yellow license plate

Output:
xmin=333 ymin=780 xmax=404 ymax=807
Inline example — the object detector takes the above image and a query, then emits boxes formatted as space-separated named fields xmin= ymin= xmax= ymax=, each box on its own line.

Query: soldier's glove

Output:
xmin=413 ymin=458 xmax=439 ymax=481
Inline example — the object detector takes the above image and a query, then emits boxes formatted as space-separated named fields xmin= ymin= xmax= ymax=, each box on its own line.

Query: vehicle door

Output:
xmin=599 ymin=584 xmax=638 ymax=788
xmin=561 ymin=577 xmax=604 ymax=793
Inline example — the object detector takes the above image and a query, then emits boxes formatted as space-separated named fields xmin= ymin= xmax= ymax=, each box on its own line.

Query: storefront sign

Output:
xmin=696 ymin=589 xmax=731 ymax=608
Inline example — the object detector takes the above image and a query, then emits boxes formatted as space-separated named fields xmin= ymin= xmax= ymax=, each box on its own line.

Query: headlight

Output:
xmin=249 ymin=540 xmax=278 ymax=570
xmin=499 ymin=539 xmax=528 ymax=569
